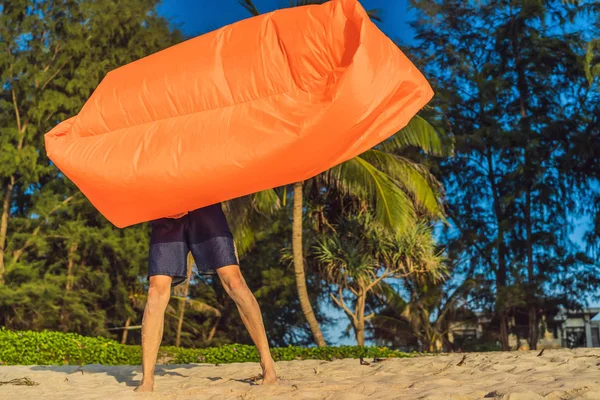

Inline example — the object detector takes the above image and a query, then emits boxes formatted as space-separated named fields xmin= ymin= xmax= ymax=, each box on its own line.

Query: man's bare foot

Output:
xmin=134 ymin=380 xmax=154 ymax=392
xmin=261 ymin=360 xmax=277 ymax=385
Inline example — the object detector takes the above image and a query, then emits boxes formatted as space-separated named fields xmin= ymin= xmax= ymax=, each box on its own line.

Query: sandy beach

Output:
xmin=1 ymin=348 xmax=600 ymax=399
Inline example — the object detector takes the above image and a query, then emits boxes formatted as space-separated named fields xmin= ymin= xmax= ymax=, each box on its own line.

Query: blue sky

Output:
xmin=157 ymin=0 xmax=416 ymax=43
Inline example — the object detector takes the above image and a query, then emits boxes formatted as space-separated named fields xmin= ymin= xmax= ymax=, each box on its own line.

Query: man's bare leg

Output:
xmin=134 ymin=275 xmax=172 ymax=392
xmin=217 ymin=265 xmax=277 ymax=384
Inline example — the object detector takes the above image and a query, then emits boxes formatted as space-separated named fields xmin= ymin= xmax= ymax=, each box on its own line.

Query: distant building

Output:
xmin=550 ymin=308 xmax=600 ymax=349
xmin=447 ymin=308 xmax=600 ymax=350
xmin=446 ymin=312 xmax=489 ymax=344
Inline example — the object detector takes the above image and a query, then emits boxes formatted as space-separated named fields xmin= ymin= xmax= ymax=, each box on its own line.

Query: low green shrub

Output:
xmin=0 ymin=327 xmax=140 ymax=365
xmin=169 ymin=343 xmax=413 ymax=364
xmin=0 ymin=327 xmax=412 ymax=365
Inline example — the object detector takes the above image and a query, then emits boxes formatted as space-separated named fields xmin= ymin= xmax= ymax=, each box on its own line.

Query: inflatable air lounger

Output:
xmin=45 ymin=0 xmax=434 ymax=228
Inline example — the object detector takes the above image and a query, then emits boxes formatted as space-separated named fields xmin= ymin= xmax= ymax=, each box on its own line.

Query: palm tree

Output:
xmin=292 ymin=181 xmax=328 ymax=346
xmin=315 ymin=216 xmax=445 ymax=346
xmin=313 ymin=213 xmax=382 ymax=346
xmin=222 ymin=189 xmax=281 ymax=257
xmin=370 ymin=226 xmax=478 ymax=352
xmin=302 ymin=114 xmax=447 ymax=346
xmin=239 ymin=1 xmax=448 ymax=347
xmin=325 ymin=115 xmax=446 ymax=232
xmin=373 ymin=277 xmax=476 ymax=352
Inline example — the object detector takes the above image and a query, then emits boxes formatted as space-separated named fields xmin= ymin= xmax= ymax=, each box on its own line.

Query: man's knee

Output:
xmin=218 ymin=266 xmax=248 ymax=297
xmin=147 ymin=276 xmax=172 ymax=311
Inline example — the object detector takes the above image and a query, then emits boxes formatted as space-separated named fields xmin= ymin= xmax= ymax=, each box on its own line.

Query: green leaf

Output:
xmin=360 ymin=149 xmax=444 ymax=219
xmin=381 ymin=116 xmax=445 ymax=156
xmin=329 ymin=156 xmax=417 ymax=232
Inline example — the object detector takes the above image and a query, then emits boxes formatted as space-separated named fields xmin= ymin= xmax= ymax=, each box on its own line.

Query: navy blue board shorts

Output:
xmin=148 ymin=203 xmax=239 ymax=287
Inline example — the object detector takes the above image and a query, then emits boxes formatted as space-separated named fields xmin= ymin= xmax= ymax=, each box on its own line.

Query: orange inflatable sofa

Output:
xmin=45 ymin=0 xmax=434 ymax=228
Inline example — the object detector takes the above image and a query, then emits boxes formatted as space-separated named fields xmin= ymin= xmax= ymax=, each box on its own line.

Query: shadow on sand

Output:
xmin=30 ymin=363 xmax=210 ymax=387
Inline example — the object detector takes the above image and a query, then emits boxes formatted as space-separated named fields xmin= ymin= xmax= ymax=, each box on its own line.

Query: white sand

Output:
xmin=1 ymin=348 xmax=600 ymax=399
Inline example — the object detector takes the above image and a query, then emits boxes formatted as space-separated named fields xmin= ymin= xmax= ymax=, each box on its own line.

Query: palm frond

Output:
xmin=381 ymin=115 xmax=445 ymax=156
xmin=171 ymin=296 xmax=221 ymax=317
xmin=253 ymin=189 xmax=281 ymax=214
xmin=238 ymin=0 xmax=260 ymax=16
xmin=372 ymin=280 xmax=408 ymax=309
xmin=371 ymin=314 xmax=410 ymax=330
xmin=360 ymin=149 xmax=444 ymax=219
xmin=393 ymin=222 xmax=448 ymax=280
xmin=328 ymin=157 xmax=416 ymax=232
xmin=366 ymin=8 xmax=382 ymax=22
xmin=131 ymin=293 xmax=181 ymax=314
xmin=166 ymin=304 xmax=177 ymax=315
xmin=314 ymin=233 xmax=378 ymax=286
xmin=222 ymin=189 xmax=280 ymax=256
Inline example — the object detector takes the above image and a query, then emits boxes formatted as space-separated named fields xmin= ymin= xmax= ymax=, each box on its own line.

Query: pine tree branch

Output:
xmin=11 ymin=87 xmax=22 ymax=133
xmin=42 ymin=44 xmax=60 ymax=73
xmin=40 ymin=56 xmax=72 ymax=91
xmin=10 ymin=194 xmax=78 ymax=266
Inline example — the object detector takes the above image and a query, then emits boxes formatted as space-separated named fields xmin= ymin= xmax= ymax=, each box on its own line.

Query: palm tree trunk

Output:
xmin=0 ymin=178 xmax=14 ymax=286
xmin=121 ymin=317 xmax=131 ymax=344
xmin=175 ymin=299 xmax=186 ymax=347
xmin=175 ymin=253 xmax=194 ymax=347
xmin=207 ymin=317 xmax=220 ymax=342
xmin=293 ymin=181 xmax=326 ymax=347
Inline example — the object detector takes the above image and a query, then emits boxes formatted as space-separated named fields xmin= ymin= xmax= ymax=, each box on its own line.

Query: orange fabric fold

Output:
xmin=44 ymin=0 xmax=434 ymax=228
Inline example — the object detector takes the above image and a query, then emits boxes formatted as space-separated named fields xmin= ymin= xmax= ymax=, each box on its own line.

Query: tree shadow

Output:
xmin=232 ymin=374 xmax=262 ymax=386
xmin=232 ymin=378 xmax=259 ymax=386
xmin=30 ymin=364 xmax=202 ymax=387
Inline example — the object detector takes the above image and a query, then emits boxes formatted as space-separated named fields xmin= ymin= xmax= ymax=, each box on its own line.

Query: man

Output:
xmin=134 ymin=204 xmax=277 ymax=392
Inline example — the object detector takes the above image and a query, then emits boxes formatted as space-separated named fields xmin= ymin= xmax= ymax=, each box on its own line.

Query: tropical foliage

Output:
xmin=238 ymin=0 xmax=449 ymax=348
xmin=0 ymin=0 xmax=598 ymax=356
xmin=410 ymin=0 xmax=600 ymax=349
xmin=314 ymin=215 xmax=446 ymax=346
xmin=0 ymin=328 xmax=413 ymax=366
